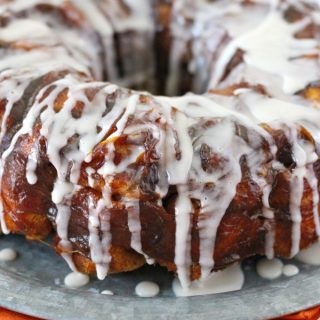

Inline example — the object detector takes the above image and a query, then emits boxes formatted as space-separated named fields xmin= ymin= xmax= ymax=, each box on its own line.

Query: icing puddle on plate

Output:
xmin=256 ymin=258 xmax=300 ymax=280
xmin=64 ymin=272 xmax=90 ymax=289
xmin=135 ymin=281 xmax=160 ymax=298
xmin=172 ymin=264 xmax=244 ymax=297
xmin=0 ymin=248 xmax=17 ymax=262
xmin=295 ymin=241 xmax=320 ymax=265
xmin=2 ymin=241 xmax=320 ymax=298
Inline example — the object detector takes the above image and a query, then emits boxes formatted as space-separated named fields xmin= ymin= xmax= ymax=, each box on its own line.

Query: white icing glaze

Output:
xmin=64 ymin=272 xmax=90 ymax=289
xmin=172 ymin=263 xmax=244 ymax=297
xmin=0 ymin=0 xmax=65 ymax=14
xmin=295 ymin=241 xmax=320 ymax=265
xmin=101 ymin=289 xmax=114 ymax=295
xmin=0 ymin=72 xmax=30 ymax=146
xmin=88 ymin=197 xmax=112 ymax=280
xmin=306 ymin=167 xmax=320 ymax=237
xmin=174 ymin=185 xmax=193 ymax=287
xmin=126 ymin=199 xmax=154 ymax=264
xmin=207 ymin=1 xmax=320 ymax=96
xmin=282 ymin=264 xmax=299 ymax=277
xmin=262 ymin=186 xmax=276 ymax=259
xmin=0 ymin=19 xmax=53 ymax=42
xmin=135 ymin=281 xmax=160 ymax=298
xmin=289 ymin=158 xmax=305 ymax=257
xmin=26 ymin=148 xmax=38 ymax=185
xmin=0 ymin=248 xmax=17 ymax=262
xmin=257 ymin=258 xmax=300 ymax=278
xmin=0 ymin=212 xmax=9 ymax=235
xmin=232 ymin=13 xmax=317 ymax=94
xmin=256 ymin=258 xmax=283 ymax=280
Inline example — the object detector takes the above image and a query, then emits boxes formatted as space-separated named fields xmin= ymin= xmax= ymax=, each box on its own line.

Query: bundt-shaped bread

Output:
xmin=0 ymin=0 xmax=320 ymax=286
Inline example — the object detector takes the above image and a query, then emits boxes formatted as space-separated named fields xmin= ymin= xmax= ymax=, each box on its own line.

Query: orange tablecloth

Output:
xmin=0 ymin=308 xmax=40 ymax=320
xmin=1 ymin=306 xmax=320 ymax=320
xmin=279 ymin=307 xmax=320 ymax=320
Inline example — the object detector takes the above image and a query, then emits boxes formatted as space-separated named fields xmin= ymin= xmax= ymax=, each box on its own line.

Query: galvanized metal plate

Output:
xmin=0 ymin=235 xmax=318 ymax=320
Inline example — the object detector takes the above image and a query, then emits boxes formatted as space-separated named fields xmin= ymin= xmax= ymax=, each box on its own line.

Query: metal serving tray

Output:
xmin=0 ymin=235 xmax=318 ymax=320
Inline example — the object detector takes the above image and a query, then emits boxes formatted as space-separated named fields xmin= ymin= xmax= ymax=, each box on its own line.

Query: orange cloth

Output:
xmin=0 ymin=308 xmax=42 ymax=320
xmin=1 ymin=305 xmax=320 ymax=320
xmin=277 ymin=306 xmax=320 ymax=320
